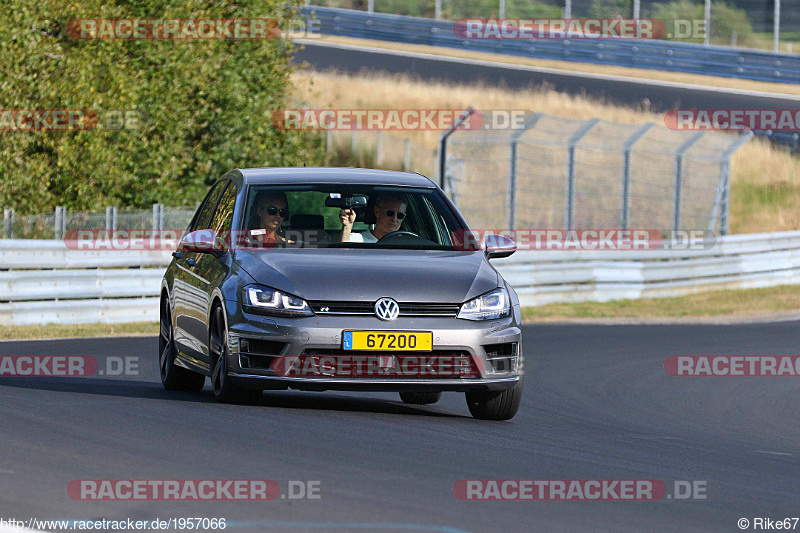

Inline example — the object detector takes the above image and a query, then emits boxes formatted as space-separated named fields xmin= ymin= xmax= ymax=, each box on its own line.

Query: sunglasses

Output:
xmin=385 ymin=210 xmax=406 ymax=220
xmin=264 ymin=206 xmax=288 ymax=217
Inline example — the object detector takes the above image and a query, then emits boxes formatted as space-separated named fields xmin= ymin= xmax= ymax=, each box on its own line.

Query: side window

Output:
xmin=194 ymin=181 xmax=229 ymax=231
xmin=211 ymin=182 xmax=237 ymax=233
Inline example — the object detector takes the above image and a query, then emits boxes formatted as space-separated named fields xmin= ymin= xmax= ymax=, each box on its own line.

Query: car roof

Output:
xmin=235 ymin=167 xmax=436 ymax=188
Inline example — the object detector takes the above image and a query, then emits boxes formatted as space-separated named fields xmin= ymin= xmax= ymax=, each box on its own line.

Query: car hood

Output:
xmin=233 ymin=248 xmax=500 ymax=303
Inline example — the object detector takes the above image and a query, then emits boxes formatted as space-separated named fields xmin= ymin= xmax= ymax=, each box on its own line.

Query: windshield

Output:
xmin=240 ymin=184 xmax=467 ymax=250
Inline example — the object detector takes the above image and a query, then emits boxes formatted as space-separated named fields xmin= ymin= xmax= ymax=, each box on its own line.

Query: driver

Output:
xmin=339 ymin=193 xmax=406 ymax=243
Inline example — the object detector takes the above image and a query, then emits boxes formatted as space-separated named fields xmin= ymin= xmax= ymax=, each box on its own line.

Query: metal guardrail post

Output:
xmin=403 ymin=139 xmax=411 ymax=171
xmin=376 ymin=131 xmax=383 ymax=166
xmin=435 ymin=0 xmax=441 ymax=20
xmin=3 ymin=208 xmax=14 ymax=239
xmin=507 ymin=113 xmax=542 ymax=230
xmin=438 ymin=107 xmax=474 ymax=190
xmin=621 ymin=123 xmax=654 ymax=230
xmin=565 ymin=119 xmax=599 ymax=230
xmin=673 ymin=131 xmax=706 ymax=232
xmin=326 ymin=130 xmax=332 ymax=154
xmin=351 ymin=130 xmax=357 ymax=153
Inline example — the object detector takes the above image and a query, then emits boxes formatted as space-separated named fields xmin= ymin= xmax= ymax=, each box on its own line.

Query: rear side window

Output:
xmin=194 ymin=181 xmax=229 ymax=231
xmin=211 ymin=182 xmax=237 ymax=233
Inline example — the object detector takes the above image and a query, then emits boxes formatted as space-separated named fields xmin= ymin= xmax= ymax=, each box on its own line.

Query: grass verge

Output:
xmin=521 ymin=284 xmax=800 ymax=322
xmin=0 ymin=321 xmax=158 ymax=342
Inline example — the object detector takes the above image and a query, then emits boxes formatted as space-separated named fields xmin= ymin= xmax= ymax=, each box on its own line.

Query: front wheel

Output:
xmin=465 ymin=379 xmax=523 ymax=421
xmin=210 ymin=306 xmax=260 ymax=404
xmin=399 ymin=391 xmax=442 ymax=405
xmin=159 ymin=296 xmax=205 ymax=392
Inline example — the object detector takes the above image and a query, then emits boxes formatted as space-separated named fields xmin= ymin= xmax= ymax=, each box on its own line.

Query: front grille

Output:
xmin=310 ymin=301 xmax=460 ymax=318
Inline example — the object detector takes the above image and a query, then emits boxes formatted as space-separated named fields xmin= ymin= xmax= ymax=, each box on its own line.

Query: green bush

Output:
xmin=0 ymin=0 xmax=324 ymax=214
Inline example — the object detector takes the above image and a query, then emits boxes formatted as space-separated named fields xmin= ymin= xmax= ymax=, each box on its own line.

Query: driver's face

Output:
xmin=374 ymin=199 xmax=406 ymax=235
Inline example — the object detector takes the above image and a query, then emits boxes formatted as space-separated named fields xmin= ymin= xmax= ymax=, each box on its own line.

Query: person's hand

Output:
xmin=339 ymin=208 xmax=356 ymax=228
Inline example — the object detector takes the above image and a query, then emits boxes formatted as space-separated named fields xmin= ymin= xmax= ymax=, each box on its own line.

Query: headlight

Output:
xmin=243 ymin=285 xmax=313 ymax=317
xmin=457 ymin=288 xmax=510 ymax=320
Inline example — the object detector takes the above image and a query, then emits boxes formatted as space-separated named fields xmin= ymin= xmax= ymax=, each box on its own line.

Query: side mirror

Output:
xmin=484 ymin=234 xmax=517 ymax=259
xmin=179 ymin=229 xmax=225 ymax=254
xmin=325 ymin=194 xmax=368 ymax=209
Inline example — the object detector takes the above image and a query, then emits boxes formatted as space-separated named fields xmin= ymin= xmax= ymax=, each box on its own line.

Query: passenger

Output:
xmin=339 ymin=193 xmax=406 ymax=243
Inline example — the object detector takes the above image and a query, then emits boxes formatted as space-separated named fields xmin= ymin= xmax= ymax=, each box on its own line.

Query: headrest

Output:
xmin=290 ymin=214 xmax=325 ymax=230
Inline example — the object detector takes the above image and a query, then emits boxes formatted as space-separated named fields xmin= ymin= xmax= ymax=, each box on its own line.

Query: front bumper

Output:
xmin=225 ymin=306 xmax=524 ymax=392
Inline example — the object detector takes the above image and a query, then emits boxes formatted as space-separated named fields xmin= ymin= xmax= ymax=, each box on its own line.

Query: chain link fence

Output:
xmin=441 ymin=113 xmax=752 ymax=235
xmin=2 ymin=205 xmax=198 ymax=240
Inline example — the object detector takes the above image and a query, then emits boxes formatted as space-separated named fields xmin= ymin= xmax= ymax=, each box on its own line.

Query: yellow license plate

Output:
xmin=343 ymin=331 xmax=433 ymax=351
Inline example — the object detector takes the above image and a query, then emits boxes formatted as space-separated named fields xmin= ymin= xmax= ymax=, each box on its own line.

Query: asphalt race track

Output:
xmin=293 ymin=42 xmax=800 ymax=113
xmin=1 ymin=323 xmax=799 ymax=532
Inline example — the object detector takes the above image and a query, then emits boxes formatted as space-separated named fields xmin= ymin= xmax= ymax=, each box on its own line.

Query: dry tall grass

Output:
xmin=291 ymin=70 xmax=800 ymax=233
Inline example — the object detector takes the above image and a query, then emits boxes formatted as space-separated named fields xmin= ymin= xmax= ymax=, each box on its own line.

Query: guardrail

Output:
xmin=302 ymin=6 xmax=800 ymax=84
xmin=3 ymin=231 xmax=800 ymax=325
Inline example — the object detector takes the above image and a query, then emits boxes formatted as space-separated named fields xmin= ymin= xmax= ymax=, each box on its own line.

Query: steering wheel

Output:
xmin=377 ymin=230 xmax=421 ymax=242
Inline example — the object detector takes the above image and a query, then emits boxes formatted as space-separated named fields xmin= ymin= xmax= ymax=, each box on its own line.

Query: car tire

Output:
xmin=465 ymin=379 xmax=523 ymax=421
xmin=210 ymin=305 xmax=261 ymax=404
xmin=399 ymin=391 xmax=442 ymax=405
xmin=159 ymin=296 xmax=206 ymax=392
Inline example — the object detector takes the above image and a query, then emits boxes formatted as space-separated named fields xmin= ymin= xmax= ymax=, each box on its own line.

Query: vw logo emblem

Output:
xmin=374 ymin=298 xmax=400 ymax=321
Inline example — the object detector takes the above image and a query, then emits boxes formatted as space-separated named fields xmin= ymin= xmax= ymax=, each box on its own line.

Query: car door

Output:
xmin=173 ymin=181 xmax=228 ymax=366
xmin=179 ymin=180 xmax=237 ymax=368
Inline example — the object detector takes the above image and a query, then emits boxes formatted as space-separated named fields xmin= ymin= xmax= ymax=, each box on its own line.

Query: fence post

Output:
xmin=351 ymin=130 xmax=357 ymax=153
xmin=54 ymin=206 xmax=66 ymax=240
xmin=105 ymin=206 xmax=118 ymax=231
xmin=435 ymin=0 xmax=441 ymax=20
xmin=673 ymin=131 xmax=706 ymax=232
xmin=507 ymin=113 xmax=542 ymax=230
xmin=708 ymin=131 xmax=752 ymax=235
xmin=438 ymin=108 xmax=474 ymax=189
xmin=565 ymin=119 xmax=599 ymax=230
xmin=3 ymin=208 xmax=13 ymax=239
xmin=403 ymin=139 xmax=411 ymax=171
xmin=152 ymin=203 xmax=164 ymax=231
xmin=499 ymin=0 xmax=505 ymax=19
xmin=376 ymin=131 xmax=383 ymax=166
xmin=621 ymin=123 xmax=654 ymax=230
xmin=368 ymin=0 xmax=374 ymax=14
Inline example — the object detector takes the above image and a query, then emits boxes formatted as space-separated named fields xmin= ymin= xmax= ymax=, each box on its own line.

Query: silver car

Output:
xmin=159 ymin=167 xmax=524 ymax=420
